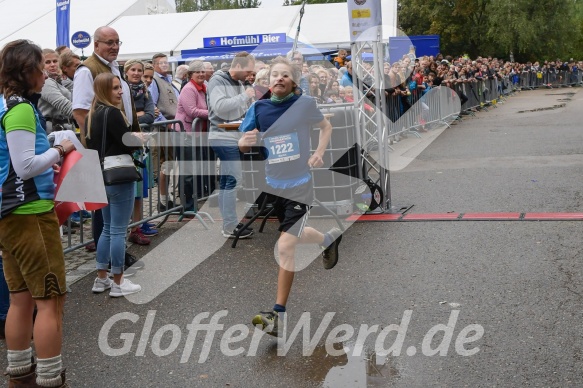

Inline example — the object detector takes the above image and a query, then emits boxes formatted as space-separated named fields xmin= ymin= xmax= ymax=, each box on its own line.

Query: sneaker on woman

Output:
xmin=128 ymin=230 xmax=151 ymax=245
xmin=140 ymin=223 xmax=158 ymax=236
xmin=110 ymin=279 xmax=141 ymax=298
xmin=92 ymin=276 xmax=113 ymax=293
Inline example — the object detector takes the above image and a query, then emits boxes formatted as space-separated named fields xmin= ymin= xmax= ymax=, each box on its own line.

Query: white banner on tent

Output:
xmin=347 ymin=0 xmax=383 ymax=43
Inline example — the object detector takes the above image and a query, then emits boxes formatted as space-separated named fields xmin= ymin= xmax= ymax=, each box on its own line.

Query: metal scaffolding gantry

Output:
xmin=350 ymin=31 xmax=397 ymax=213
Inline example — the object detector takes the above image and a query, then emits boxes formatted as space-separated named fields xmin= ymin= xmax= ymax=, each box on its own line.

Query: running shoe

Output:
xmin=252 ymin=310 xmax=279 ymax=337
xmin=222 ymin=223 xmax=254 ymax=239
xmin=322 ymin=228 xmax=342 ymax=270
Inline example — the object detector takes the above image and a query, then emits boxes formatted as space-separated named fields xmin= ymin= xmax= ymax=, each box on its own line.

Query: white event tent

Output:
xmin=0 ymin=0 xmax=175 ymax=53
xmin=0 ymin=0 xmax=397 ymax=62
xmin=154 ymin=3 xmax=397 ymax=62
xmin=109 ymin=12 xmax=209 ymax=61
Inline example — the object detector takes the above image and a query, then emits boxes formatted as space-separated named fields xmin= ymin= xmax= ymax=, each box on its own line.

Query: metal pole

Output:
xmin=292 ymin=1 xmax=306 ymax=54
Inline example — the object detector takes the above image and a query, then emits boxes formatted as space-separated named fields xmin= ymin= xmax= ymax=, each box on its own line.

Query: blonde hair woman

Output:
xmin=253 ymin=67 xmax=271 ymax=100
xmin=38 ymin=48 xmax=73 ymax=133
xmin=85 ymin=73 xmax=144 ymax=297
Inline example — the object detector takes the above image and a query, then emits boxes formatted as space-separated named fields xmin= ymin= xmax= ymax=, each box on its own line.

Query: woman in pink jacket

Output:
xmin=175 ymin=61 xmax=215 ymax=210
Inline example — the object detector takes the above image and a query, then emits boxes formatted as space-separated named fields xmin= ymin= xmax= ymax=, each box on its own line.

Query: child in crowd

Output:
xmin=343 ymin=86 xmax=354 ymax=103
xmin=333 ymin=49 xmax=348 ymax=69
xmin=324 ymin=89 xmax=338 ymax=104
xmin=338 ymin=86 xmax=346 ymax=102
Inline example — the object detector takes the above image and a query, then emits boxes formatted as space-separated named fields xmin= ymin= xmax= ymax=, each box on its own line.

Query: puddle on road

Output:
xmin=545 ymin=93 xmax=575 ymax=96
xmin=304 ymin=342 xmax=400 ymax=387
xmin=517 ymin=104 xmax=566 ymax=113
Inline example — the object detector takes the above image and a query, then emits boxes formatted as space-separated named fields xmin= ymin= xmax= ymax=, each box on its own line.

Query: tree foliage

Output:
xmin=176 ymin=0 xmax=261 ymax=12
xmin=283 ymin=0 xmax=345 ymax=5
xmin=398 ymin=0 xmax=582 ymax=61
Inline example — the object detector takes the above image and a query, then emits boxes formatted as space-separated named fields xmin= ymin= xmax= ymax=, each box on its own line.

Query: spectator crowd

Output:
xmin=0 ymin=25 xmax=581 ymax=387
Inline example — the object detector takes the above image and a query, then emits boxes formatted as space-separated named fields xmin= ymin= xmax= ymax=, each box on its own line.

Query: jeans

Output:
xmin=210 ymin=140 xmax=243 ymax=232
xmin=96 ymin=183 xmax=135 ymax=275
xmin=0 ymin=256 xmax=9 ymax=320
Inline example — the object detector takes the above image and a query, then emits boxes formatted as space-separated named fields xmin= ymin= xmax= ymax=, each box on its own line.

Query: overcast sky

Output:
xmin=260 ymin=0 xmax=285 ymax=7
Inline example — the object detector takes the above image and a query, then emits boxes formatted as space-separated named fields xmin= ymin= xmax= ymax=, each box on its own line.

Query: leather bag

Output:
xmin=100 ymin=107 xmax=142 ymax=186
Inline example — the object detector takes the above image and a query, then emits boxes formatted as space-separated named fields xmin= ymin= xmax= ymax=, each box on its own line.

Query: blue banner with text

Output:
xmin=56 ymin=0 xmax=71 ymax=47
xmin=203 ymin=33 xmax=286 ymax=48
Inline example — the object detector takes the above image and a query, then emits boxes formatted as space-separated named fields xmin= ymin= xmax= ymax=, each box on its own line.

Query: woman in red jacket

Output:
xmin=175 ymin=61 xmax=215 ymax=210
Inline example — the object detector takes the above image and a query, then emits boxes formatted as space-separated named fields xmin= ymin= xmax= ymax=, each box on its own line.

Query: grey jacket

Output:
xmin=207 ymin=70 xmax=250 ymax=142
xmin=38 ymin=78 xmax=73 ymax=121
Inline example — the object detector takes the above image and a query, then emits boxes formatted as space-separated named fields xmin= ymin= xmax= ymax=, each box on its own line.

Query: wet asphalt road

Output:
xmin=6 ymin=88 xmax=583 ymax=387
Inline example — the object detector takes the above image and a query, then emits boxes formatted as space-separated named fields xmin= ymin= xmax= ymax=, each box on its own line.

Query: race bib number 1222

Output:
xmin=265 ymin=133 xmax=301 ymax=164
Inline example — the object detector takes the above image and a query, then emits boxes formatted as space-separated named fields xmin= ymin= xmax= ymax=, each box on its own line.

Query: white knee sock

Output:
xmin=6 ymin=347 xmax=32 ymax=375
xmin=36 ymin=354 xmax=63 ymax=387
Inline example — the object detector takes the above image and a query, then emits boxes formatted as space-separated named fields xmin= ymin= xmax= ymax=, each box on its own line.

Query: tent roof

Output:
xmin=0 ymin=1 xmax=398 ymax=61
xmin=0 ymin=0 xmax=174 ymax=54
xmin=0 ymin=0 xmax=54 ymax=43
xmin=173 ymin=3 xmax=396 ymax=54
xmin=110 ymin=12 xmax=209 ymax=61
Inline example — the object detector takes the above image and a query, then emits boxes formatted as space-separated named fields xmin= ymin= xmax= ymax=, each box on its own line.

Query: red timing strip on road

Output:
xmin=346 ymin=212 xmax=583 ymax=222
xmin=462 ymin=212 xmax=522 ymax=220
xmin=402 ymin=213 xmax=462 ymax=221
xmin=522 ymin=212 xmax=583 ymax=220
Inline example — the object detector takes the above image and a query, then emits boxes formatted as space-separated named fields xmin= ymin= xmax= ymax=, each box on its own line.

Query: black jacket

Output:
xmin=86 ymin=103 xmax=136 ymax=159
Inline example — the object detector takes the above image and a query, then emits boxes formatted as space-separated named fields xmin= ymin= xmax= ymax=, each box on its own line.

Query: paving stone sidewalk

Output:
xmin=61 ymin=207 xmax=187 ymax=287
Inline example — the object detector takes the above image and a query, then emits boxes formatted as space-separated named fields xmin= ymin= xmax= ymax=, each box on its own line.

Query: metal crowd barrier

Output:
xmin=312 ymin=103 xmax=362 ymax=216
xmin=379 ymin=80 xmax=493 ymax=140
xmin=62 ymin=120 xmax=189 ymax=253
xmin=516 ymin=70 xmax=582 ymax=90
xmin=240 ymin=103 xmax=362 ymax=218
xmin=173 ymin=120 xmax=215 ymax=227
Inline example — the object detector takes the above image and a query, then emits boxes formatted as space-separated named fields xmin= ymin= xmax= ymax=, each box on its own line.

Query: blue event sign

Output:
xmin=71 ymin=31 xmax=91 ymax=49
xmin=56 ymin=0 xmax=70 ymax=47
xmin=203 ymin=33 xmax=286 ymax=48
